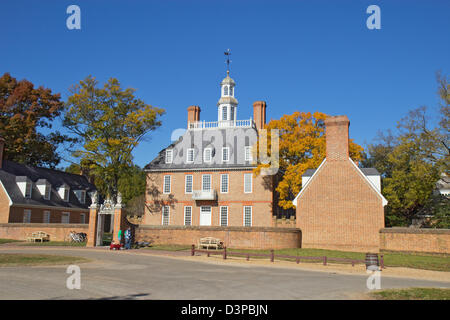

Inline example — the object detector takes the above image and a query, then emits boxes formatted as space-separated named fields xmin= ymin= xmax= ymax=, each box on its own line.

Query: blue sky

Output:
xmin=1 ymin=0 xmax=449 ymax=169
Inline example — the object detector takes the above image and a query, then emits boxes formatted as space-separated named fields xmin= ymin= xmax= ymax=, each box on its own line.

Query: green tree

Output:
xmin=0 ymin=73 xmax=75 ymax=167
xmin=63 ymin=76 xmax=164 ymax=200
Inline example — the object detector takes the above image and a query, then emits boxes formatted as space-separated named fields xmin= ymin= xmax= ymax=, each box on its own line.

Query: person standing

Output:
xmin=124 ymin=227 xmax=132 ymax=250
xmin=118 ymin=229 xmax=123 ymax=245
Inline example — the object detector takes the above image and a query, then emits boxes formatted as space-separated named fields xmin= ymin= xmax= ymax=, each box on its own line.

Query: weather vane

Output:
xmin=224 ymin=48 xmax=231 ymax=74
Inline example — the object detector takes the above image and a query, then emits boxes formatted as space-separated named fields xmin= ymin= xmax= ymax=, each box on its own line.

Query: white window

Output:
xmin=165 ymin=149 xmax=173 ymax=164
xmin=80 ymin=213 xmax=86 ymax=224
xmin=222 ymin=106 xmax=228 ymax=120
xmin=186 ymin=148 xmax=194 ymax=163
xmin=202 ymin=174 xmax=211 ymax=192
xmin=220 ymin=206 xmax=228 ymax=226
xmin=163 ymin=175 xmax=171 ymax=194
xmin=75 ymin=190 xmax=86 ymax=204
xmin=222 ymin=147 xmax=230 ymax=162
xmin=63 ymin=187 xmax=69 ymax=202
xmin=162 ymin=206 xmax=170 ymax=225
xmin=243 ymin=206 xmax=252 ymax=227
xmin=245 ymin=146 xmax=252 ymax=162
xmin=43 ymin=211 xmax=50 ymax=223
xmin=244 ymin=173 xmax=253 ymax=193
xmin=61 ymin=212 xmax=70 ymax=224
xmin=58 ymin=185 xmax=70 ymax=202
xmin=230 ymin=86 xmax=233 ymax=96
xmin=25 ymin=181 xmax=32 ymax=199
xmin=224 ymin=86 xmax=229 ymax=96
xmin=230 ymin=106 xmax=235 ymax=120
xmin=203 ymin=148 xmax=212 ymax=163
xmin=185 ymin=175 xmax=193 ymax=194
xmin=44 ymin=185 xmax=51 ymax=200
xmin=220 ymin=174 xmax=229 ymax=193
xmin=184 ymin=206 xmax=192 ymax=226
xmin=23 ymin=209 xmax=31 ymax=223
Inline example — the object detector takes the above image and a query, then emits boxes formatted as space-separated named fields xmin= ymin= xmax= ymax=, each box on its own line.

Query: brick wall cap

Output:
xmin=380 ymin=227 xmax=450 ymax=235
xmin=0 ymin=223 xmax=88 ymax=228
xmin=324 ymin=115 xmax=349 ymax=126
xmin=137 ymin=225 xmax=301 ymax=233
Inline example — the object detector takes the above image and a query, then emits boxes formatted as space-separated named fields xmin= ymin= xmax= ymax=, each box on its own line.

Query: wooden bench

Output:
xmin=26 ymin=231 xmax=50 ymax=242
xmin=197 ymin=237 xmax=223 ymax=250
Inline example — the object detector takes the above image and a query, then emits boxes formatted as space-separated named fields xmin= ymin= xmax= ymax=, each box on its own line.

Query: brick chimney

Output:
xmin=325 ymin=115 xmax=350 ymax=161
xmin=0 ymin=137 xmax=4 ymax=169
xmin=187 ymin=105 xmax=201 ymax=127
xmin=253 ymin=101 xmax=266 ymax=130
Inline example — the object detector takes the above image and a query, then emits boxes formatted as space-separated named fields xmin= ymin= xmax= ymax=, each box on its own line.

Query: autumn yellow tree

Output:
xmin=254 ymin=112 xmax=364 ymax=210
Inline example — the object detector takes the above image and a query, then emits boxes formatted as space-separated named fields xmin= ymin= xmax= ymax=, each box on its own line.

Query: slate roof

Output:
xmin=145 ymin=127 xmax=259 ymax=171
xmin=302 ymin=167 xmax=380 ymax=177
xmin=0 ymin=160 xmax=96 ymax=209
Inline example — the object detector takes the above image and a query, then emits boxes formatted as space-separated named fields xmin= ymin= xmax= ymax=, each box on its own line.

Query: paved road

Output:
xmin=0 ymin=247 xmax=448 ymax=300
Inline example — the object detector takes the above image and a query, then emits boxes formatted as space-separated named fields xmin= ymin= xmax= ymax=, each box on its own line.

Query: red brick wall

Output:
xmin=0 ymin=223 xmax=88 ymax=241
xmin=8 ymin=206 xmax=89 ymax=224
xmin=296 ymin=160 xmax=385 ymax=252
xmin=144 ymin=170 xmax=274 ymax=227
xmin=0 ymin=183 xmax=10 ymax=223
xmin=380 ymin=228 xmax=450 ymax=254
xmin=135 ymin=225 xmax=301 ymax=249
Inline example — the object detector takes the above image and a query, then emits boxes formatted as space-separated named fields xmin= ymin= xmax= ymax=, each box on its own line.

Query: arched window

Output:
xmin=223 ymin=86 xmax=229 ymax=96
xmin=230 ymin=106 xmax=235 ymax=120
xmin=229 ymin=86 xmax=233 ymax=96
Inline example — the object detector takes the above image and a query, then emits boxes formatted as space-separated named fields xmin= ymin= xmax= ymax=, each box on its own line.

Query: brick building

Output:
xmin=143 ymin=71 xmax=277 ymax=228
xmin=0 ymin=137 xmax=96 ymax=226
xmin=293 ymin=116 xmax=387 ymax=252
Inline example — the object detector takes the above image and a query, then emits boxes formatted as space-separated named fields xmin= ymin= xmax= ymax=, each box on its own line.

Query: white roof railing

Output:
xmin=188 ymin=118 xmax=255 ymax=130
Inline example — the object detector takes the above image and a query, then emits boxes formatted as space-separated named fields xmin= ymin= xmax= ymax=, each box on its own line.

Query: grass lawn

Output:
xmin=0 ymin=253 xmax=89 ymax=267
xmin=370 ymin=288 xmax=450 ymax=300
xmin=143 ymin=244 xmax=192 ymax=251
xmin=224 ymin=248 xmax=450 ymax=272
xmin=21 ymin=241 xmax=86 ymax=247
xmin=0 ymin=239 xmax=22 ymax=245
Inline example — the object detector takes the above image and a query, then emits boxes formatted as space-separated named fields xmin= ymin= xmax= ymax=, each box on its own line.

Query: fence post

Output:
xmin=191 ymin=244 xmax=195 ymax=256
xmin=223 ymin=246 xmax=227 ymax=260
xmin=296 ymin=257 xmax=299 ymax=264
xmin=380 ymin=254 xmax=384 ymax=269
xmin=270 ymin=249 xmax=274 ymax=263
xmin=207 ymin=251 xmax=210 ymax=257
xmin=247 ymin=253 xmax=250 ymax=261
xmin=323 ymin=256 xmax=327 ymax=266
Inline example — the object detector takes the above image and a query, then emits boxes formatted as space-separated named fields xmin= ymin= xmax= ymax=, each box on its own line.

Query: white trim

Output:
xmin=292 ymin=159 xmax=327 ymax=207
xmin=244 ymin=173 xmax=252 ymax=193
xmin=222 ymin=147 xmax=230 ymax=162
xmin=162 ymin=206 xmax=170 ymax=225
xmin=184 ymin=206 xmax=192 ymax=226
xmin=202 ymin=174 xmax=212 ymax=192
xmin=243 ymin=206 xmax=252 ymax=227
xmin=0 ymin=180 xmax=12 ymax=206
xmin=185 ymin=175 xmax=193 ymax=194
xmin=220 ymin=206 xmax=228 ymax=226
xmin=348 ymin=157 xmax=388 ymax=207
xmin=163 ymin=175 xmax=171 ymax=194
xmin=186 ymin=148 xmax=194 ymax=163
xmin=220 ymin=174 xmax=229 ymax=193
xmin=165 ymin=149 xmax=173 ymax=164
xmin=145 ymin=166 xmax=256 ymax=172
xmin=203 ymin=148 xmax=212 ymax=163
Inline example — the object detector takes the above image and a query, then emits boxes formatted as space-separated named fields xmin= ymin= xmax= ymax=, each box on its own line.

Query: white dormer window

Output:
xmin=58 ymin=185 xmax=70 ymax=202
xmin=245 ymin=146 xmax=253 ymax=162
xmin=222 ymin=147 xmax=230 ymax=162
xmin=186 ymin=148 xmax=194 ymax=163
xmin=36 ymin=179 xmax=51 ymax=200
xmin=165 ymin=149 xmax=173 ymax=164
xmin=74 ymin=190 xmax=86 ymax=204
xmin=25 ymin=181 xmax=32 ymax=198
xmin=204 ymin=148 xmax=212 ymax=163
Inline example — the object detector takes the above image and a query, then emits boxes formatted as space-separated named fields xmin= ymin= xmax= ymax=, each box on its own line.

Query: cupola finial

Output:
xmin=224 ymin=48 xmax=231 ymax=75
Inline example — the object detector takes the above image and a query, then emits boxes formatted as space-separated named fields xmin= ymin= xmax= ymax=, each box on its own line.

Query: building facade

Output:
xmin=0 ymin=137 xmax=96 ymax=226
xmin=293 ymin=116 xmax=387 ymax=252
xmin=143 ymin=71 xmax=277 ymax=228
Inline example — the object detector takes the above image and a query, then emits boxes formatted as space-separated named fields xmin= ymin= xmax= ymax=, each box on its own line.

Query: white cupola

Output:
xmin=217 ymin=70 xmax=238 ymax=122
